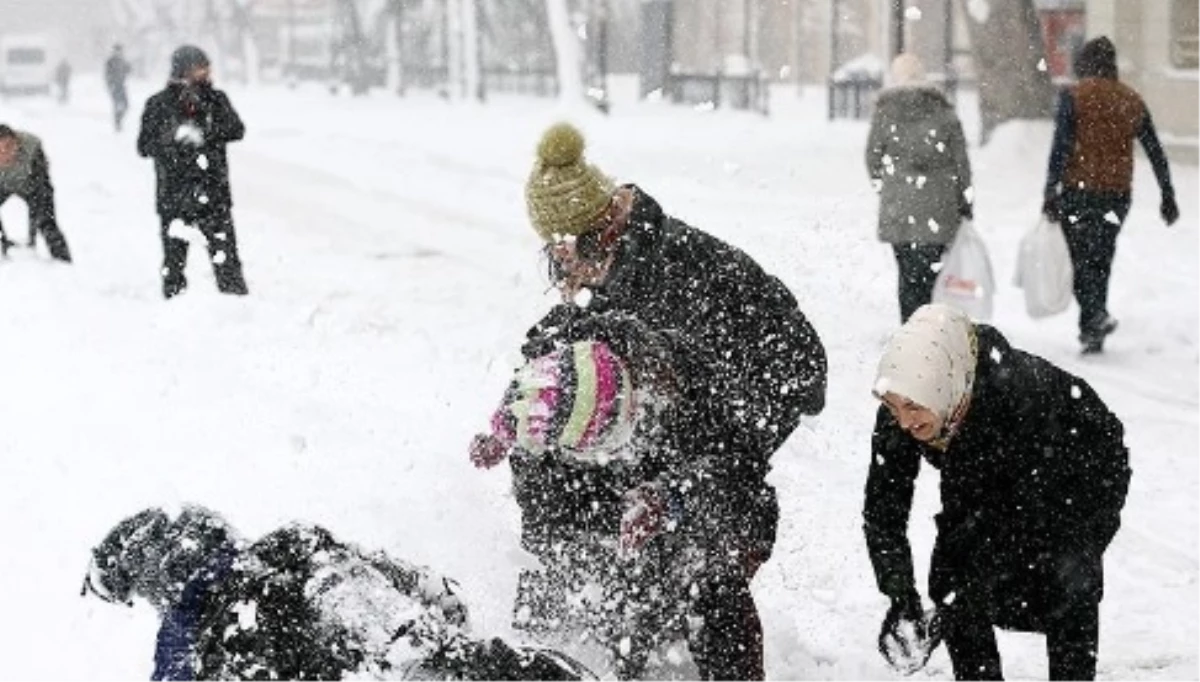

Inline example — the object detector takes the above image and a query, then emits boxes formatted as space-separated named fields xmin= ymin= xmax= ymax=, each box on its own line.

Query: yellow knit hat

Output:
xmin=525 ymin=123 xmax=616 ymax=242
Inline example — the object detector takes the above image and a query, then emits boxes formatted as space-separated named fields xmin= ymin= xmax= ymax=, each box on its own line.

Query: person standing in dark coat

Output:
xmin=867 ymin=54 xmax=973 ymax=323
xmin=472 ymin=122 xmax=827 ymax=680
xmin=1042 ymin=36 xmax=1178 ymax=354
xmin=137 ymin=45 xmax=247 ymax=299
xmin=0 ymin=125 xmax=72 ymax=261
xmin=863 ymin=304 xmax=1131 ymax=680
xmin=55 ymin=59 xmax=72 ymax=104
xmin=105 ymin=44 xmax=132 ymax=132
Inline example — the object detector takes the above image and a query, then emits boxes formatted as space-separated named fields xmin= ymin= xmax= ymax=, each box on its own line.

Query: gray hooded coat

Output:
xmin=866 ymin=86 xmax=972 ymax=246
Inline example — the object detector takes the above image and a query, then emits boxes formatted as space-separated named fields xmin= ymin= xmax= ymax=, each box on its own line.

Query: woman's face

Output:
xmin=880 ymin=392 xmax=944 ymax=442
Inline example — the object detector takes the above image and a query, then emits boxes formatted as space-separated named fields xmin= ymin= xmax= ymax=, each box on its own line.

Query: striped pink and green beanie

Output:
xmin=491 ymin=340 xmax=637 ymax=462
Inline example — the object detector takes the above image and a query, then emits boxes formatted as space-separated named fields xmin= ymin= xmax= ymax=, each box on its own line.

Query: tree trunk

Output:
xmin=958 ymin=0 xmax=1055 ymax=143
xmin=462 ymin=0 xmax=483 ymax=101
xmin=545 ymin=0 xmax=585 ymax=103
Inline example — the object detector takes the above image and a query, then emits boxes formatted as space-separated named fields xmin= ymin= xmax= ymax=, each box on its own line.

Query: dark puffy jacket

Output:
xmin=863 ymin=325 xmax=1130 ymax=626
xmin=513 ymin=185 xmax=827 ymax=554
xmin=137 ymin=82 xmax=244 ymax=219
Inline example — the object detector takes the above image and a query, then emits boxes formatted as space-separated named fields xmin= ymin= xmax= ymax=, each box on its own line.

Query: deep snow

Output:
xmin=0 ymin=76 xmax=1195 ymax=680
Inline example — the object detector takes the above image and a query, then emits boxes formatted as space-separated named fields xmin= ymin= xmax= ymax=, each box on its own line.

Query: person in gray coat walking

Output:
xmin=866 ymin=54 xmax=973 ymax=323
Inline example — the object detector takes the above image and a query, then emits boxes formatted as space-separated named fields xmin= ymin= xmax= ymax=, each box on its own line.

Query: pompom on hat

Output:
xmin=470 ymin=340 xmax=638 ymax=468
xmin=525 ymin=123 xmax=616 ymax=243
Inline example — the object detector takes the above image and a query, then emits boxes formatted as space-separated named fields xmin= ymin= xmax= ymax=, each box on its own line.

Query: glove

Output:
xmin=878 ymin=592 xmax=941 ymax=674
xmin=1162 ymin=193 xmax=1180 ymax=226
xmin=1042 ymin=193 xmax=1063 ymax=223
xmin=618 ymin=482 xmax=675 ymax=559
xmin=469 ymin=433 xmax=509 ymax=469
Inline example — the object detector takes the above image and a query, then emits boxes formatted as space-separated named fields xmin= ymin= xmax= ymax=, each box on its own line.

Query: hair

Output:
xmin=0 ymin=125 xmax=16 ymax=140
xmin=1075 ymin=36 xmax=1118 ymax=80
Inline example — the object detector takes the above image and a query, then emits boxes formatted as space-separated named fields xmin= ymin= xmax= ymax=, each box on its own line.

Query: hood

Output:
xmin=874 ymin=86 xmax=952 ymax=122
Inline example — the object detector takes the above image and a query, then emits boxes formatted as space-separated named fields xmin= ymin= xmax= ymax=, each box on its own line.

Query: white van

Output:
xmin=0 ymin=35 xmax=54 ymax=96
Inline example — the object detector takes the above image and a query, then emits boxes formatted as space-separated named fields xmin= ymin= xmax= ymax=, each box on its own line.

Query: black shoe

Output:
xmin=1081 ymin=336 xmax=1104 ymax=354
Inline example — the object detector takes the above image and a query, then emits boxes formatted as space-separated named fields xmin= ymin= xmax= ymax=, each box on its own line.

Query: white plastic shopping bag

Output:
xmin=933 ymin=221 xmax=995 ymax=321
xmin=1014 ymin=217 xmax=1073 ymax=318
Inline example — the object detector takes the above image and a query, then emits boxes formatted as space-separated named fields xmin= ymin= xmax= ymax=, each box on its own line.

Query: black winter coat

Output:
xmin=513 ymin=186 xmax=827 ymax=555
xmin=863 ymin=325 xmax=1130 ymax=628
xmin=137 ymin=82 xmax=244 ymax=220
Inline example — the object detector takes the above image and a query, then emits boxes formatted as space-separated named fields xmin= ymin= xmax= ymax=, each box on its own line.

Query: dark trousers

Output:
xmin=939 ymin=552 xmax=1104 ymax=681
xmin=893 ymin=243 xmax=947 ymax=323
xmin=160 ymin=209 xmax=248 ymax=299
xmin=0 ymin=182 xmax=72 ymax=262
xmin=110 ymin=88 xmax=128 ymax=131
xmin=688 ymin=556 xmax=767 ymax=680
xmin=1060 ymin=191 xmax=1130 ymax=338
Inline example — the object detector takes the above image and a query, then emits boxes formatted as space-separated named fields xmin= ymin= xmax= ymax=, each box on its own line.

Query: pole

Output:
xmin=891 ymin=0 xmax=904 ymax=57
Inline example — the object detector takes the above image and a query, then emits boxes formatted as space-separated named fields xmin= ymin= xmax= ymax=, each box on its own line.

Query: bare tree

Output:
xmin=958 ymin=0 xmax=1055 ymax=143
xmin=545 ymin=0 xmax=584 ymax=103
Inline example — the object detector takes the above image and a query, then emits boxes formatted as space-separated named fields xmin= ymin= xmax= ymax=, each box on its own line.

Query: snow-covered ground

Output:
xmin=0 ymin=76 xmax=1195 ymax=680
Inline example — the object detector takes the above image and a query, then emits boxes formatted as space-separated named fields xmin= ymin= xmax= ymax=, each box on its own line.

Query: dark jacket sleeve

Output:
xmin=949 ymin=115 xmax=973 ymax=216
xmin=863 ymin=406 xmax=923 ymax=600
xmin=137 ymin=95 xmax=164 ymax=158
xmin=865 ymin=104 xmax=888 ymax=183
xmin=1044 ymin=88 xmax=1076 ymax=198
xmin=201 ymin=89 xmax=245 ymax=145
xmin=1137 ymin=106 xmax=1175 ymax=199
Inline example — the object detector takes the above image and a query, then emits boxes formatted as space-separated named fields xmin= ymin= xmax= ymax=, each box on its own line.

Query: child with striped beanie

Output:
xmin=470 ymin=339 xmax=639 ymax=468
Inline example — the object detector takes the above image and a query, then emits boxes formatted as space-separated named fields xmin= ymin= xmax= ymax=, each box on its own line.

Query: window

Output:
xmin=6 ymin=48 xmax=45 ymax=66
xmin=1173 ymin=0 xmax=1198 ymax=68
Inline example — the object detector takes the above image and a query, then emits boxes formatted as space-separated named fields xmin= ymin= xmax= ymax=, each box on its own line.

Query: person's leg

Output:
xmin=24 ymin=176 xmax=71 ymax=262
xmin=160 ymin=219 xmax=190 ymax=299
xmin=1044 ymin=551 xmax=1103 ymax=681
xmin=200 ymin=210 xmax=248 ymax=295
xmin=688 ymin=484 xmax=776 ymax=681
xmin=1060 ymin=192 xmax=1128 ymax=348
xmin=688 ymin=567 xmax=765 ymax=680
xmin=940 ymin=596 xmax=1004 ymax=680
xmin=894 ymin=243 xmax=946 ymax=323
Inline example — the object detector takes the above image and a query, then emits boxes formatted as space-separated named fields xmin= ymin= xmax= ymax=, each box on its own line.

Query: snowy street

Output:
xmin=0 ymin=77 xmax=1195 ymax=679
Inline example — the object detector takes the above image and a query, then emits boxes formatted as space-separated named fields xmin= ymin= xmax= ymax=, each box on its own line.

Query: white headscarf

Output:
xmin=873 ymin=304 xmax=977 ymax=422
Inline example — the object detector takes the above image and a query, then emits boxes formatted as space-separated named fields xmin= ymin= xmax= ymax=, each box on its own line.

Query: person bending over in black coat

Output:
xmin=137 ymin=45 xmax=247 ymax=299
xmin=471 ymin=122 xmax=827 ymax=681
xmin=0 ymin=125 xmax=72 ymax=261
xmin=863 ymin=303 xmax=1131 ymax=680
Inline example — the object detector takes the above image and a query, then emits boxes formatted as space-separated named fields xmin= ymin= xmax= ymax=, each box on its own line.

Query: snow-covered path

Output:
xmin=0 ymin=78 xmax=1194 ymax=680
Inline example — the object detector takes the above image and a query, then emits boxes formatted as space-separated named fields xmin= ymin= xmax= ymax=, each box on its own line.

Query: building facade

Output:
xmin=1086 ymin=0 xmax=1198 ymax=162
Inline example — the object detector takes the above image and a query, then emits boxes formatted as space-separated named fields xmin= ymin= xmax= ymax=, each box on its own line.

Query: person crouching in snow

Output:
xmin=0 ymin=125 xmax=73 ymax=261
xmin=137 ymin=45 xmax=248 ymax=299
xmin=863 ymin=304 xmax=1131 ymax=680
xmin=83 ymin=505 xmax=593 ymax=680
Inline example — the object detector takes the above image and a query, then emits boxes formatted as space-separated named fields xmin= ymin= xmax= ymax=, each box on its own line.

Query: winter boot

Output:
xmin=1080 ymin=315 xmax=1118 ymax=354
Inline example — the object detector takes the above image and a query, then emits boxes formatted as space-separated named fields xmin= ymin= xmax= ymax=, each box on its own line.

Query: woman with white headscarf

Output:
xmin=863 ymin=304 xmax=1130 ymax=680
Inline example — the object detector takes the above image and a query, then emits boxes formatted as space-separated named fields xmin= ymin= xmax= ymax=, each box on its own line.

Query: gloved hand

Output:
xmin=1162 ymin=192 xmax=1180 ymax=226
xmin=1042 ymin=192 xmax=1063 ymax=223
xmin=469 ymin=433 xmax=509 ymax=469
xmin=618 ymin=482 xmax=676 ymax=559
xmin=878 ymin=591 xmax=941 ymax=674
